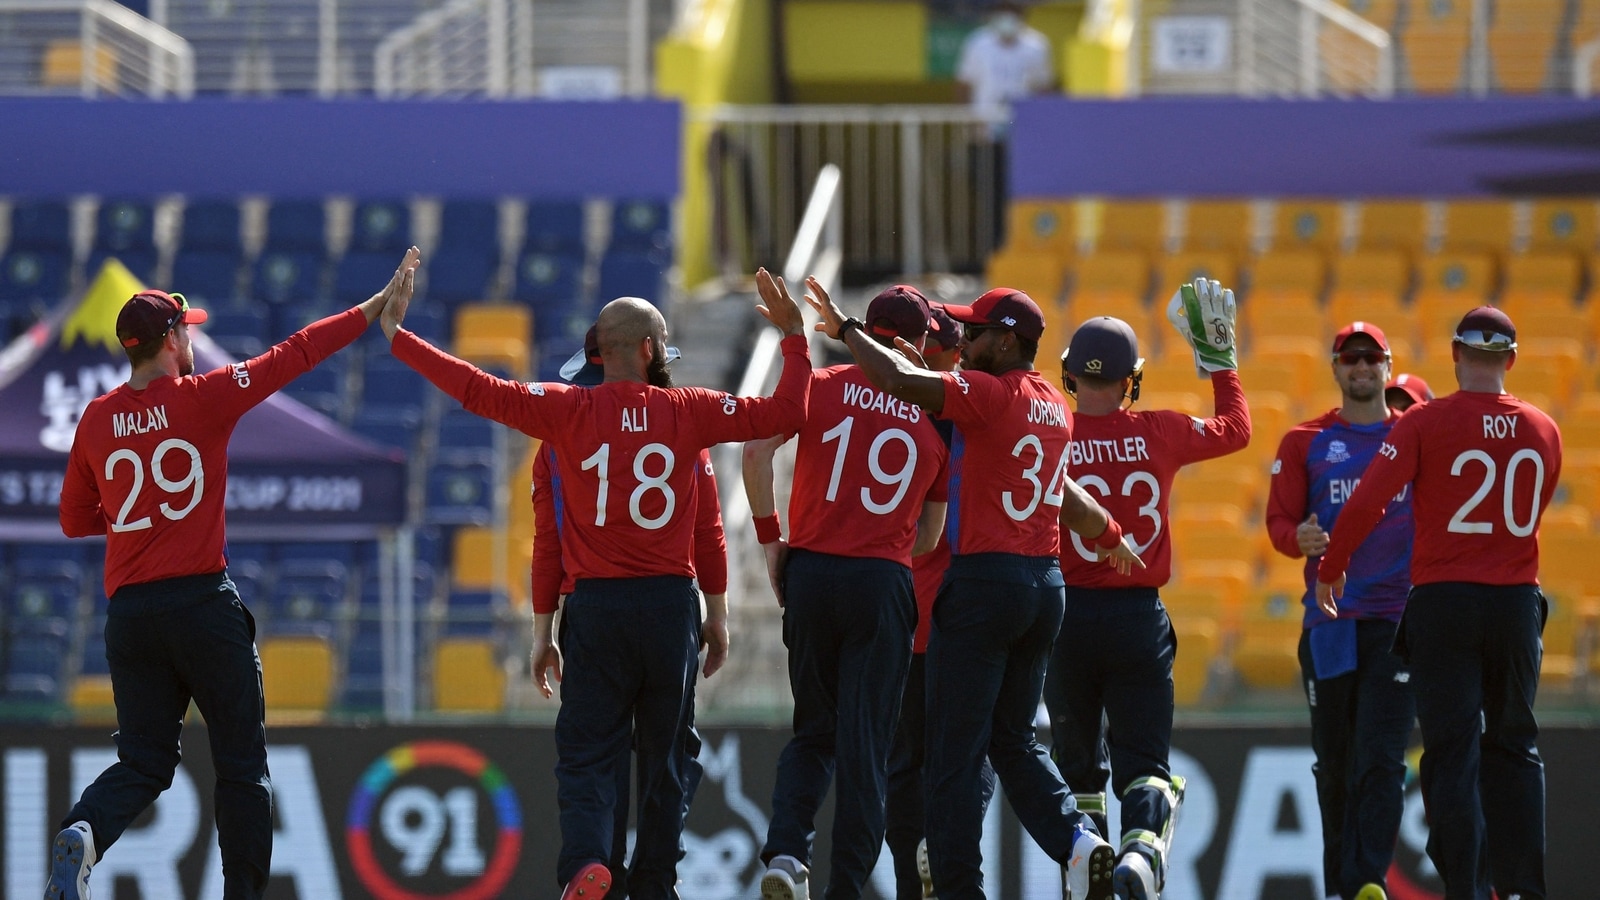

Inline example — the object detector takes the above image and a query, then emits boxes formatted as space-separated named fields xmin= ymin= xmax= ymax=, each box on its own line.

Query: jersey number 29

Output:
xmin=104 ymin=439 xmax=204 ymax=532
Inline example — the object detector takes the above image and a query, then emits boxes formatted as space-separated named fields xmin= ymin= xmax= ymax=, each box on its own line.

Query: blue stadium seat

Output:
xmin=359 ymin=566 xmax=437 ymax=611
xmin=512 ymin=249 xmax=584 ymax=329
xmin=281 ymin=356 xmax=348 ymax=417
xmin=440 ymin=200 xmax=499 ymax=251
xmin=440 ymin=590 xmax=499 ymax=637
xmin=436 ymin=407 xmax=497 ymax=458
xmin=226 ymin=542 xmax=273 ymax=570
xmin=277 ymin=541 xmax=356 ymax=569
xmin=88 ymin=249 xmax=158 ymax=283
xmin=610 ymin=199 xmax=672 ymax=253
xmin=334 ymin=250 xmax=402 ymax=304
xmin=598 ymin=250 xmax=668 ymax=307
xmin=348 ymin=199 xmax=412 ymax=253
xmin=0 ymin=250 xmax=71 ymax=302
xmin=351 ymin=407 xmax=422 ymax=454
xmin=93 ymin=199 xmax=156 ymax=255
xmin=0 ymin=297 xmax=40 ymax=342
xmin=265 ymin=200 xmax=328 ymax=253
xmin=425 ymin=247 xmax=498 ymax=306
xmin=271 ymin=300 xmax=335 ymax=340
xmin=171 ymin=250 xmax=244 ymax=304
xmin=253 ymin=250 xmax=326 ymax=305
xmin=339 ymin=622 xmax=386 ymax=710
xmin=536 ymin=336 xmax=586 ymax=382
xmin=9 ymin=561 xmax=82 ymax=628
xmin=523 ymin=200 xmax=585 ymax=254
xmin=361 ymin=354 xmax=431 ymax=416
xmin=226 ymin=559 xmax=269 ymax=607
xmin=267 ymin=560 xmax=345 ymax=638
xmin=6 ymin=639 xmax=65 ymax=701
xmin=78 ymin=619 xmax=110 ymax=677
xmin=9 ymin=200 xmax=73 ymax=252
xmin=204 ymin=305 xmax=270 ymax=346
xmin=15 ymin=543 xmax=88 ymax=567
xmin=424 ymin=457 xmax=495 ymax=525
xmin=180 ymin=200 xmax=243 ymax=253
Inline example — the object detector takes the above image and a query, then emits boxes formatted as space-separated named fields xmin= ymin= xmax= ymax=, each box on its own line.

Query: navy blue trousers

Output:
xmin=924 ymin=554 xmax=1092 ymax=900
xmin=1400 ymin=583 xmax=1545 ymax=900
xmin=1043 ymin=589 xmax=1175 ymax=851
xmin=763 ymin=550 xmax=915 ymax=900
xmin=556 ymin=576 xmax=701 ymax=900
xmin=1297 ymin=618 xmax=1414 ymax=900
xmin=65 ymin=572 xmax=272 ymax=900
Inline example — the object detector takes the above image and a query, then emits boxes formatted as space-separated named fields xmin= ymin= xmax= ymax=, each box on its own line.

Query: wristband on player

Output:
xmin=836 ymin=317 xmax=865 ymax=343
xmin=754 ymin=513 xmax=783 ymax=545
xmin=1092 ymin=516 xmax=1124 ymax=551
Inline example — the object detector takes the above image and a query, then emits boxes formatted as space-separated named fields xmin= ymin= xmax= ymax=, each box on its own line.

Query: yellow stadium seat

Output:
xmin=1539 ymin=529 xmax=1600 ymax=596
xmin=1170 ymin=613 xmax=1220 ymax=706
xmin=433 ymin=638 xmax=507 ymax=712
xmin=1135 ymin=390 xmax=1206 ymax=417
xmin=1331 ymin=250 xmax=1412 ymax=302
xmin=1402 ymin=4 xmax=1470 ymax=93
xmin=1413 ymin=294 xmax=1479 ymax=351
xmin=1158 ymin=251 xmax=1239 ymax=294
xmin=1416 ymin=251 xmax=1497 ymax=299
xmin=1325 ymin=292 xmax=1413 ymax=348
xmin=1004 ymin=200 xmax=1080 ymax=257
xmin=1560 ymin=411 xmax=1600 ymax=456
xmin=1400 ymin=357 xmax=1460 ymax=396
xmin=42 ymin=39 xmax=118 ymax=89
xmin=1353 ymin=200 xmax=1429 ymax=253
xmin=1487 ymin=0 xmax=1564 ymax=93
xmin=1507 ymin=302 xmax=1589 ymax=347
xmin=1174 ymin=457 xmax=1269 ymax=514
xmin=1503 ymin=252 xmax=1583 ymax=301
xmin=452 ymin=526 xmax=533 ymax=606
xmin=1262 ymin=551 xmax=1310 ymax=595
xmin=1093 ymin=200 xmax=1170 ymax=254
xmin=1037 ymin=302 xmax=1076 ymax=367
xmin=1527 ymin=199 xmax=1597 ymax=254
xmin=1540 ymin=504 xmax=1592 ymax=532
xmin=1243 ymin=293 xmax=1328 ymax=346
xmin=1245 ymin=357 xmax=1328 ymax=415
xmin=1441 ymin=200 xmax=1516 ymax=253
xmin=1073 ymin=250 xmax=1152 ymax=296
xmin=987 ymin=250 xmax=1069 ymax=306
xmin=1230 ymin=588 xmax=1306 ymax=689
xmin=1536 ymin=581 xmax=1588 ymax=685
xmin=1271 ymin=200 xmax=1345 ymax=253
xmin=68 ymin=675 xmax=116 ymax=723
xmin=1244 ymin=390 xmax=1299 ymax=457
xmin=1173 ymin=560 xmax=1255 ymax=621
xmin=1250 ymin=249 xmax=1330 ymax=295
xmin=1249 ymin=336 xmax=1324 ymax=398
xmin=1162 ymin=584 xmax=1229 ymax=620
xmin=1556 ymin=465 xmax=1600 ymax=510
xmin=261 ymin=636 xmax=334 ymax=713
xmin=1342 ymin=0 xmax=1400 ymax=28
xmin=1181 ymin=200 xmax=1254 ymax=254
xmin=783 ymin=1 xmax=925 ymax=84
xmin=454 ymin=303 xmax=533 ymax=377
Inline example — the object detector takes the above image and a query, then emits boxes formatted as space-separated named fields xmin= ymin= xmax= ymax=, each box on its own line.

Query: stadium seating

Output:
xmin=611 ymin=199 xmax=673 ymax=254
xmin=524 ymin=200 xmax=586 ymax=255
xmin=1402 ymin=1 xmax=1470 ymax=93
xmin=1180 ymin=199 xmax=1254 ymax=256
xmin=1093 ymin=200 xmax=1168 ymax=255
xmin=1230 ymin=588 xmax=1304 ymax=689
xmin=1487 ymin=0 xmax=1564 ymax=92
xmin=1270 ymin=200 xmax=1343 ymax=253
xmin=428 ymin=199 xmax=502 ymax=306
xmin=598 ymin=249 xmax=669 ymax=307
xmin=87 ymin=198 xmax=157 ymax=281
xmin=433 ymin=638 xmax=506 ymax=712
xmin=453 ymin=303 xmax=533 ymax=377
xmin=261 ymin=636 xmax=335 ymax=713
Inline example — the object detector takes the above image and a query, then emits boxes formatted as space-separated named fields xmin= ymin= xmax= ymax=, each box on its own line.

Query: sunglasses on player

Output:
xmin=1334 ymin=349 xmax=1389 ymax=366
xmin=1454 ymin=329 xmax=1517 ymax=352
xmin=962 ymin=323 xmax=1008 ymax=342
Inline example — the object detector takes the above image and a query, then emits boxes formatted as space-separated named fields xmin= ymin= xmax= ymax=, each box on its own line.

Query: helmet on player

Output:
xmin=560 ymin=325 xmax=679 ymax=387
xmin=1061 ymin=316 xmax=1145 ymax=402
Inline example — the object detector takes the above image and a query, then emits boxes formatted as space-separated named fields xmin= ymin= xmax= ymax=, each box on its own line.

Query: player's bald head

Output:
xmin=596 ymin=297 xmax=665 ymax=354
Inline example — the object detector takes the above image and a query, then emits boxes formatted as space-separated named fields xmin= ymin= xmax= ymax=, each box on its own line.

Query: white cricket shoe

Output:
xmin=44 ymin=821 xmax=96 ymax=900
xmin=917 ymin=838 xmax=936 ymax=898
xmin=1113 ymin=849 xmax=1157 ymax=900
xmin=761 ymin=854 xmax=810 ymax=900
xmin=1064 ymin=823 xmax=1114 ymax=900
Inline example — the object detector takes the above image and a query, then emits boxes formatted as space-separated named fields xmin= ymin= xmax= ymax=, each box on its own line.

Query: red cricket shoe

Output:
xmin=561 ymin=862 xmax=612 ymax=900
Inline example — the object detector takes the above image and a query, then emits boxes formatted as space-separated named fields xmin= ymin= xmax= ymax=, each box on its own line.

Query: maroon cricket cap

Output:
xmin=1386 ymin=373 xmax=1434 ymax=406
xmin=1331 ymin=321 xmax=1390 ymax=354
xmin=943 ymin=287 xmax=1046 ymax=342
xmin=1453 ymin=305 xmax=1518 ymax=352
xmin=865 ymin=284 xmax=933 ymax=341
xmin=116 ymin=290 xmax=206 ymax=348
xmin=927 ymin=304 xmax=960 ymax=351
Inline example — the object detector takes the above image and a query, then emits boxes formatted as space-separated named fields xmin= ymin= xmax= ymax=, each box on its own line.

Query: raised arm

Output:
xmin=803 ymin=277 xmax=948 ymax=412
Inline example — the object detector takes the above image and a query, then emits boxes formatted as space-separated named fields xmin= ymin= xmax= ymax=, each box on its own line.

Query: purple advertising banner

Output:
xmin=1011 ymin=97 xmax=1600 ymax=198
xmin=0 ymin=98 xmax=681 ymax=199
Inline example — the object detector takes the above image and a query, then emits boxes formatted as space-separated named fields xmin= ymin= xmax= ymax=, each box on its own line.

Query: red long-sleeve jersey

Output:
xmin=531 ymin=444 xmax=727 ymax=614
xmin=1059 ymin=370 xmax=1251 ymax=588
xmin=60 ymin=308 xmax=369 ymax=595
xmin=394 ymin=330 xmax=809 ymax=584
xmin=1317 ymin=390 xmax=1562 ymax=588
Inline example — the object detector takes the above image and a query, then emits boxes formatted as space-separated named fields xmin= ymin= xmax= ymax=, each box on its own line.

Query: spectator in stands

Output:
xmin=1316 ymin=308 xmax=1561 ymax=900
xmin=1268 ymin=323 xmax=1416 ymax=900
xmin=50 ymin=250 xmax=418 ymax=900
xmin=1384 ymin=373 xmax=1433 ymax=412
xmin=383 ymin=270 xmax=810 ymax=900
xmin=955 ymin=2 xmax=1054 ymax=252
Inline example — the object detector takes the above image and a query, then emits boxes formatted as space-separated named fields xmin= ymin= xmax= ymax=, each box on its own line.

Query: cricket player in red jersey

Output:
xmin=742 ymin=285 xmax=950 ymax=900
xmin=384 ymin=268 xmax=810 ymax=900
xmin=1046 ymin=282 xmax=1251 ymax=900
xmin=48 ymin=249 xmax=420 ymax=900
xmin=884 ymin=303 xmax=971 ymax=900
xmin=804 ymin=281 xmax=1141 ymax=900
xmin=530 ymin=326 xmax=727 ymax=899
xmin=1384 ymin=373 xmax=1433 ymax=413
xmin=1316 ymin=307 xmax=1561 ymax=900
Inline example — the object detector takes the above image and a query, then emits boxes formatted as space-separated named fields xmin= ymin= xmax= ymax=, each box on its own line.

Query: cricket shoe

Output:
xmin=1064 ymin=822 xmax=1114 ymax=900
xmin=1112 ymin=849 xmax=1157 ymax=900
xmin=917 ymin=838 xmax=937 ymax=898
xmin=560 ymin=862 xmax=611 ymax=900
xmin=761 ymin=854 xmax=810 ymax=900
xmin=44 ymin=822 xmax=96 ymax=900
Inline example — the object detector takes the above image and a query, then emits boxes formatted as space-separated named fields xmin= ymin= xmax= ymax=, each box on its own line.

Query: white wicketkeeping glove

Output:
xmin=1166 ymin=279 xmax=1237 ymax=374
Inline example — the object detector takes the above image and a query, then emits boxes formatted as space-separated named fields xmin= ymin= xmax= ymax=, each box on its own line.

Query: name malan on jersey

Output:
xmin=112 ymin=405 xmax=169 ymax=439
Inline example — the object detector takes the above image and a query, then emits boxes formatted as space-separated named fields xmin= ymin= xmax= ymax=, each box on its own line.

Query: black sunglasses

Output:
xmin=962 ymin=323 xmax=1007 ymax=342
xmin=1334 ymin=349 xmax=1389 ymax=366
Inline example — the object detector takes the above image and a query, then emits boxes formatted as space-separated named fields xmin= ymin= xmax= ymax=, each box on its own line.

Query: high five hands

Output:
xmin=378 ymin=247 xmax=423 ymax=341
xmin=755 ymin=268 xmax=807 ymax=338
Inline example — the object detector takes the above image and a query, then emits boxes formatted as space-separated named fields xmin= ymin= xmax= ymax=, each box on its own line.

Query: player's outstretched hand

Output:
xmin=701 ymin=613 xmax=730 ymax=678
xmin=802 ymin=275 xmax=847 ymax=340
xmin=530 ymin=636 xmax=563 ymax=699
xmin=1097 ymin=536 xmax=1146 ymax=577
xmin=1165 ymin=278 xmax=1237 ymax=374
xmin=755 ymin=267 xmax=806 ymax=337
xmin=376 ymin=246 xmax=422 ymax=341
xmin=1314 ymin=573 xmax=1344 ymax=619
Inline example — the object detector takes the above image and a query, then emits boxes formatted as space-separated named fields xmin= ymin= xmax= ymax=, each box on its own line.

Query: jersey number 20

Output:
xmin=1447 ymin=448 xmax=1545 ymax=538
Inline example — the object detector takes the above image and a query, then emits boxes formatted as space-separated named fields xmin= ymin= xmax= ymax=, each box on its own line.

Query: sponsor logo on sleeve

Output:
xmin=231 ymin=362 xmax=251 ymax=389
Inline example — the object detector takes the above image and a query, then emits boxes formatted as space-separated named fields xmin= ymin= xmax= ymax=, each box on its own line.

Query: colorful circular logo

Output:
xmin=346 ymin=740 xmax=522 ymax=900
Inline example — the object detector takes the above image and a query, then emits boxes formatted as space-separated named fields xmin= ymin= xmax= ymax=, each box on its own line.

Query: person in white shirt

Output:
xmin=954 ymin=2 xmax=1054 ymax=254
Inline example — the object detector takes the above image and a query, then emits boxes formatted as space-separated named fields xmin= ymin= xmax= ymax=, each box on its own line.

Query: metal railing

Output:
xmin=0 ymin=0 xmax=194 ymax=97
xmin=374 ymin=0 xmax=534 ymax=98
xmin=1577 ymin=36 xmax=1600 ymax=96
xmin=703 ymin=105 xmax=1003 ymax=283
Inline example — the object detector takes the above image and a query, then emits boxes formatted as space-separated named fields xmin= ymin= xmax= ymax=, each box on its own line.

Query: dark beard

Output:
xmin=1347 ymin=382 xmax=1379 ymax=403
xmin=647 ymin=350 xmax=674 ymax=387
